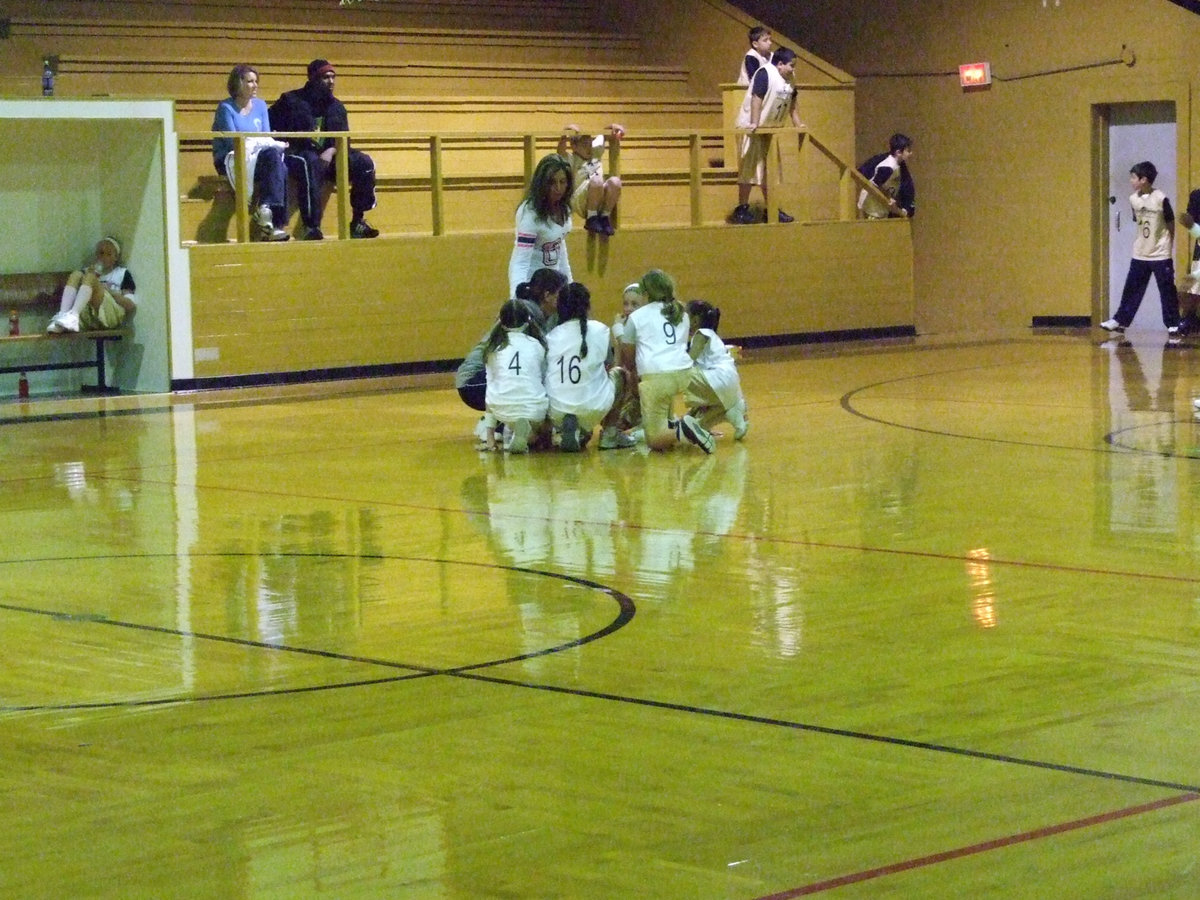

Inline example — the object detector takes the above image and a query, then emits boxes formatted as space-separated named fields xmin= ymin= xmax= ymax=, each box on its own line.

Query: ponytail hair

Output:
xmin=484 ymin=298 xmax=546 ymax=360
xmin=558 ymin=282 xmax=592 ymax=358
xmin=686 ymin=300 xmax=721 ymax=332
xmin=640 ymin=268 xmax=683 ymax=327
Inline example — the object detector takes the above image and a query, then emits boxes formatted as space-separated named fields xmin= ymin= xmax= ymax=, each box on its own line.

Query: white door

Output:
xmin=1107 ymin=103 xmax=1176 ymax=327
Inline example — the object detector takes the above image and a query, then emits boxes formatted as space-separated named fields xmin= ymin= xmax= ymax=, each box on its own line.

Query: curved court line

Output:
xmin=840 ymin=365 xmax=1200 ymax=459
xmin=755 ymin=792 xmax=1200 ymax=898
xmin=1105 ymin=420 xmax=1200 ymax=457
xmin=0 ymin=552 xmax=636 ymax=711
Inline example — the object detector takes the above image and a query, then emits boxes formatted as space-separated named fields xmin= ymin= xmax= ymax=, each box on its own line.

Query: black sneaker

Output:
xmin=350 ymin=219 xmax=379 ymax=239
xmin=731 ymin=204 xmax=755 ymax=225
xmin=302 ymin=226 xmax=324 ymax=241
xmin=678 ymin=414 xmax=715 ymax=454
xmin=559 ymin=413 xmax=581 ymax=452
xmin=778 ymin=209 xmax=794 ymax=223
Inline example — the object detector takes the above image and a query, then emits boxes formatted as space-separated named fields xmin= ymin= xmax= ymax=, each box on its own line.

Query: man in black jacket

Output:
xmin=270 ymin=59 xmax=379 ymax=239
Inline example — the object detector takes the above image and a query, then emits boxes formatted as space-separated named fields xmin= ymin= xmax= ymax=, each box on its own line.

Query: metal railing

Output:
xmin=194 ymin=127 xmax=894 ymax=241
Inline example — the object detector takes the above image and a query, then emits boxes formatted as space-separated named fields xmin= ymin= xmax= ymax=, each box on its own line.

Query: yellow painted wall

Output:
xmin=748 ymin=0 xmax=1200 ymax=331
xmin=187 ymin=221 xmax=913 ymax=381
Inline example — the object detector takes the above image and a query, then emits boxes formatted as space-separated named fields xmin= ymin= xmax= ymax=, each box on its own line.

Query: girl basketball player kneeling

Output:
xmin=483 ymin=299 xmax=548 ymax=453
xmin=619 ymin=269 xmax=715 ymax=453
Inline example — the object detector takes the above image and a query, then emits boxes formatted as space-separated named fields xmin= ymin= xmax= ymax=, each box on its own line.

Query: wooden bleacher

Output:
xmin=3 ymin=0 xmax=914 ymax=390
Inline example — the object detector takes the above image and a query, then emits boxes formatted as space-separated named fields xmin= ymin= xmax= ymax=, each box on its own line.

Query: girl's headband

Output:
xmin=98 ymin=236 xmax=121 ymax=258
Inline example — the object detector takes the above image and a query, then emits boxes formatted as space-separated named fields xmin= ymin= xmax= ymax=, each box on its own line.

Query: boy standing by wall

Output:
xmin=731 ymin=47 xmax=802 ymax=225
xmin=1102 ymin=161 xmax=1181 ymax=334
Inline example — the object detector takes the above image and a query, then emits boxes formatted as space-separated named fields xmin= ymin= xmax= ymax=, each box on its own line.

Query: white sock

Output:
xmin=59 ymin=284 xmax=77 ymax=314
xmin=727 ymin=401 xmax=747 ymax=432
xmin=587 ymin=209 xmax=598 ymax=219
xmin=70 ymin=283 xmax=92 ymax=316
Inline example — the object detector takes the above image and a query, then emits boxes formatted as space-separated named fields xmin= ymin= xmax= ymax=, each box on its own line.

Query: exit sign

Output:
xmin=959 ymin=62 xmax=992 ymax=88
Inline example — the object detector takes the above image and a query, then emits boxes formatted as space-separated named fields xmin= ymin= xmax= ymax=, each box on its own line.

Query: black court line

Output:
xmin=840 ymin=364 xmax=1200 ymax=459
xmin=1105 ymin=420 xmax=1200 ymax=457
xmin=4 ymin=534 xmax=1196 ymax=794
xmin=451 ymin=670 xmax=1200 ymax=795
xmin=0 ymin=553 xmax=635 ymax=710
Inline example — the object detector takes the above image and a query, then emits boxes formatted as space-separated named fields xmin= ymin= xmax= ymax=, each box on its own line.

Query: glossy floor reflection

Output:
xmin=1 ymin=329 xmax=1198 ymax=898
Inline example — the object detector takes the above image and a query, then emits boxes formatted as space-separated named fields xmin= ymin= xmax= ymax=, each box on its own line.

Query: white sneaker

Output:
xmin=473 ymin=416 xmax=490 ymax=442
xmin=678 ymin=414 xmax=715 ymax=454
xmin=1192 ymin=398 xmax=1200 ymax=412
xmin=46 ymin=312 xmax=68 ymax=333
xmin=1099 ymin=318 xmax=1124 ymax=332
xmin=598 ymin=426 xmax=636 ymax=450
xmin=54 ymin=311 xmax=81 ymax=333
xmin=1168 ymin=325 xmax=1180 ymax=335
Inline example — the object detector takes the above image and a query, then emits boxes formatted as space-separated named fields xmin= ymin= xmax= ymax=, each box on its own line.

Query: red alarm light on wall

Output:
xmin=959 ymin=62 xmax=992 ymax=89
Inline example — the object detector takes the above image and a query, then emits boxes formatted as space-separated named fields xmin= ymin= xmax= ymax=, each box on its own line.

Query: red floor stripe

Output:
xmin=756 ymin=792 xmax=1200 ymax=898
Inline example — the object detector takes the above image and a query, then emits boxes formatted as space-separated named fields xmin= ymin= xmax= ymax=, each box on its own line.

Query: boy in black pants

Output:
xmin=1101 ymin=161 xmax=1180 ymax=335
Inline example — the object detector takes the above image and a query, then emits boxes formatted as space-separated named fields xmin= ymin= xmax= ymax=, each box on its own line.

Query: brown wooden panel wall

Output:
xmin=186 ymin=220 xmax=914 ymax=381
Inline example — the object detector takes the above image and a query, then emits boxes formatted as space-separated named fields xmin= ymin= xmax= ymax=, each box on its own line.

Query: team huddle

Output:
xmin=457 ymin=269 xmax=748 ymax=455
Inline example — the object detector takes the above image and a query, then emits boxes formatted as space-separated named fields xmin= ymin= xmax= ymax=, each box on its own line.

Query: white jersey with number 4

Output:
xmin=545 ymin=319 xmax=615 ymax=416
xmin=485 ymin=331 xmax=548 ymax=421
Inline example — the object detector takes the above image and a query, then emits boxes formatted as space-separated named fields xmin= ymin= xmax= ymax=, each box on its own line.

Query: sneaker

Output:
xmin=778 ymin=209 xmax=794 ymax=223
xmin=256 ymin=224 xmax=290 ymax=242
xmin=731 ymin=204 xmax=756 ymax=225
xmin=598 ymin=214 xmax=616 ymax=236
xmin=598 ymin=427 xmax=636 ymax=450
xmin=350 ymin=219 xmax=379 ymax=239
xmin=1168 ymin=325 xmax=1181 ymax=335
xmin=52 ymin=311 xmax=81 ymax=333
xmin=559 ymin=413 xmax=581 ymax=452
xmin=506 ymin=419 xmax=531 ymax=454
xmin=253 ymin=204 xmax=272 ymax=230
xmin=734 ymin=421 xmax=749 ymax=441
xmin=301 ymin=226 xmax=324 ymax=241
xmin=1193 ymin=398 xmax=1200 ymax=413
xmin=473 ymin=416 xmax=490 ymax=443
xmin=584 ymin=215 xmax=605 ymax=235
xmin=627 ymin=427 xmax=646 ymax=444
xmin=1099 ymin=318 xmax=1124 ymax=332
xmin=678 ymin=414 xmax=715 ymax=454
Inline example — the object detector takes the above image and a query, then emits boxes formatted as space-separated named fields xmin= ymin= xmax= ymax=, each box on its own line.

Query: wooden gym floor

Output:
xmin=1 ymin=328 xmax=1197 ymax=899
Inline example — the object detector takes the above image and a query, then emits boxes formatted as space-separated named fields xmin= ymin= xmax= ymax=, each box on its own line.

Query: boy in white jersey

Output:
xmin=1101 ymin=161 xmax=1181 ymax=334
xmin=737 ymin=26 xmax=773 ymax=87
xmin=858 ymin=133 xmax=915 ymax=219
xmin=731 ymin=48 xmax=803 ymax=225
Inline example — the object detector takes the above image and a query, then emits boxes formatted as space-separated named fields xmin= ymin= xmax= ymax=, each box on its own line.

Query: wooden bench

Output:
xmin=0 ymin=272 xmax=126 ymax=394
